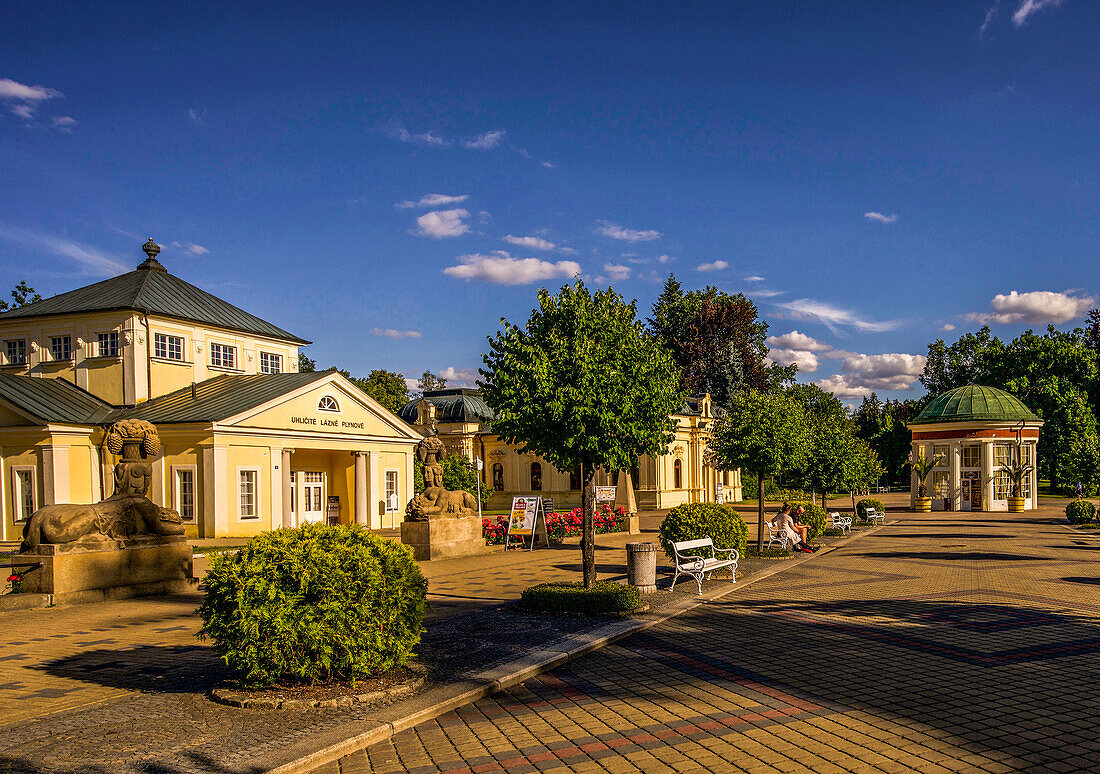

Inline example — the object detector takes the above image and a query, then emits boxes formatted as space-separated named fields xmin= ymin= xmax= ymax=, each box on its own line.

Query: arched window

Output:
xmin=317 ymin=395 xmax=340 ymax=413
xmin=530 ymin=462 xmax=542 ymax=491
xmin=569 ymin=466 xmax=581 ymax=491
xmin=492 ymin=463 xmax=504 ymax=491
xmin=674 ymin=459 xmax=683 ymax=489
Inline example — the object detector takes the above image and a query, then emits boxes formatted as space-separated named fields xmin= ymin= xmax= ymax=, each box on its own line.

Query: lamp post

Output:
xmin=475 ymin=456 xmax=484 ymax=520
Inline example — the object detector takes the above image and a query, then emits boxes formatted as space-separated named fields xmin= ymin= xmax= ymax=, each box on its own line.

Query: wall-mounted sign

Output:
xmin=290 ymin=416 xmax=366 ymax=430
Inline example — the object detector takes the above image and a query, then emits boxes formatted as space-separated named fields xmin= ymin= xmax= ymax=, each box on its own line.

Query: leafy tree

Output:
xmin=787 ymin=383 xmax=851 ymax=507
xmin=648 ymin=274 xmax=793 ymax=405
xmin=418 ymin=370 xmax=447 ymax=392
xmin=853 ymin=394 xmax=923 ymax=487
xmin=357 ymin=369 xmax=409 ymax=414
xmin=845 ymin=440 xmax=885 ymax=512
xmin=298 ymin=353 xmax=316 ymax=373
xmin=920 ymin=326 xmax=1001 ymax=395
xmin=1086 ymin=309 xmax=1100 ymax=353
xmin=0 ymin=281 xmax=41 ymax=312
xmin=709 ymin=390 xmax=811 ymax=551
xmin=481 ymin=281 xmax=683 ymax=587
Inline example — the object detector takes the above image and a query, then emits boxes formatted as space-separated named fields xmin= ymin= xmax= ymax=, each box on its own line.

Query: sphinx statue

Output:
xmin=20 ymin=419 xmax=186 ymax=552
xmin=405 ymin=429 xmax=478 ymax=521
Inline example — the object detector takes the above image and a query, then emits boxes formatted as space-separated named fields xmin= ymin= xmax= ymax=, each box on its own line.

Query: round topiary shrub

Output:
xmin=1066 ymin=500 xmax=1097 ymax=525
xmin=198 ymin=523 xmax=427 ymax=687
xmin=857 ymin=498 xmax=885 ymax=521
xmin=790 ymin=502 xmax=827 ymax=540
xmin=520 ymin=581 xmax=641 ymax=615
xmin=659 ymin=503 xmax=748 ymax=560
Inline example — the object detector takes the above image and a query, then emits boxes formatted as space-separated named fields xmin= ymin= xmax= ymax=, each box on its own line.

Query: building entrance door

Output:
xmin=298 ymin=471 xmax=326 ymax=524
xmin=961 ymin=475 xmax=979 ymax=511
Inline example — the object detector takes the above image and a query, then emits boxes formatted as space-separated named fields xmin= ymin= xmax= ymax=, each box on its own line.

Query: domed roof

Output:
xmin=912 ymin=384 xmax=1040 ymax=425
xmin=397 ymin=389 xmax=495 ymax=425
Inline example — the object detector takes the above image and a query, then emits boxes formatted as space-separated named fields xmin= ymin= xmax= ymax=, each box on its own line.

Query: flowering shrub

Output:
xmin=484 ymin=505 xmax=628 ymax=545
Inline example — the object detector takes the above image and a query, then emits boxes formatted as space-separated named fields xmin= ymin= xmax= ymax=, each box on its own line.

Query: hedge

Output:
xmin=789 ymin=502 xmax=827 ymax=541
xmin=198 ymin=523 xmax=427 ymax=687
xmin=520 ymin=581 xmax=641 ymax=615
xmin=1066 ymin=500 xmax=1097 ymax=525
xmin=857 ymin=498 xmax=885 ymax=521
xmin=658 ymin=503 xmax=748 ymax=560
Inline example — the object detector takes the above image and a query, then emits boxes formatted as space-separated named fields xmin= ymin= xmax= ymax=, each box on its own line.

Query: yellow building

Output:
xmin=0 ymin=240 xmax=419 ymax=540
xmin=398 ymin=389 xmax=743 ymax=510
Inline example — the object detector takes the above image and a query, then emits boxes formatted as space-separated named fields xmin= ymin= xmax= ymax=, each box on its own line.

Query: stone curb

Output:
xmin=262 ymin=519 xmax=892 ymax=774
xmin=211 ymin=664 xmax=428 ymax=710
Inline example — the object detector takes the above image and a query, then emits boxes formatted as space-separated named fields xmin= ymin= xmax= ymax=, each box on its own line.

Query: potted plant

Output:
xmin=909 ymin=453 xmax=943 ymax=512
xmin=1005 ymin=447 xmax=1032 ymax=513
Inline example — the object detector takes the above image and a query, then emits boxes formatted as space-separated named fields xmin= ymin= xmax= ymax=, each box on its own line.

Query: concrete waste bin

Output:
xmin=626 ymin=542 xmax=658 ymax=594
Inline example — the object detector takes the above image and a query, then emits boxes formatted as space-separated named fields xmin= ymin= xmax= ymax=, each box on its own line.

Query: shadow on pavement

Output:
xmin=31 ymin=644 xmax=228 ymax=694
xmin=0 ymin=753 xmax=265 ymax=774
xmin=846 ymin=550 xmax=1040 ymax=562
xmin=1062 ymin=577 xmax=1100 ymax=585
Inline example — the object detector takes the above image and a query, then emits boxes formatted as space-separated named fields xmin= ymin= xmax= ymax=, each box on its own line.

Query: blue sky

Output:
xmin=1 ymin=1 xmax=1097 ymax=402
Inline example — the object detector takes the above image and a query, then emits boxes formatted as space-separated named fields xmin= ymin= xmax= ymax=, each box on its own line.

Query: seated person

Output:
xmin=791 ymin=505 xmax=812 ymax=546
xmin=771 ymin=502 xmax=815 ymax=553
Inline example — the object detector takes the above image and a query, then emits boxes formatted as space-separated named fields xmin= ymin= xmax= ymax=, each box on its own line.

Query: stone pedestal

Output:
xmin=19 ymin=536 xmax=194 ymax=606
xmin=628 ymin=513 xmax=640 ymax=534
xmin=400 ymin=516 xmax=488 ymax=561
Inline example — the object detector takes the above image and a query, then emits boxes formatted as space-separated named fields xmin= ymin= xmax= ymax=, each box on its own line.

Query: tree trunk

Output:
xmin=757 ymin=470 xmax=765 ymax=552
xmin=851 ymin=490 xmax=857 ymax=514
xmin=581 ymin=465 xmax=596 ymax=589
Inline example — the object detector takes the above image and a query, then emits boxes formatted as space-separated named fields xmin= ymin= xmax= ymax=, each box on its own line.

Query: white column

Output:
xmin=981 ymin=440 xmax=995 ymax=512
xmin=269 ymin=448 xmax=283 ymax=531
xmin=0 ymin=445 xmax=6 ymax=541
xmin=369 ymin=449 xmax=380 ymax=528
xmin=403 ymin=451 xmax=413 ymax=526
xmin=281 ymin=449 xmax=294 ymax=528
xmin=354 ymin=451 xmax=368 ymax=527
xmin=41 ymin=445 xmax=70 ymax=506
xmin=1030 ymin=441 xmax=1039 ymax=510
xmin=949 ymin=442 xmax=961 ymax=512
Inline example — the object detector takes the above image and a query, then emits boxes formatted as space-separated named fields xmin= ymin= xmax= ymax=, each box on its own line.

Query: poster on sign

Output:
xmin=595 ymin=486 xmax=617 ymax=502
xmin=506 ymin=496 xmax=549 ymax=550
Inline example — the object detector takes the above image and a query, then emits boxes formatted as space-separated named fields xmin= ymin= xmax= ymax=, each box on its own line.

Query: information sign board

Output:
xmin=506 ymin=496 xmax=549 ymax=550
xmin=595 ymin=486 xmax=617 ymax=503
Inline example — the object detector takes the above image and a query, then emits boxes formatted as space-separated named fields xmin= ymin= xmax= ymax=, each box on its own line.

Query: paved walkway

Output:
xmin=326 ymin=503 xmax=1100 ymax=773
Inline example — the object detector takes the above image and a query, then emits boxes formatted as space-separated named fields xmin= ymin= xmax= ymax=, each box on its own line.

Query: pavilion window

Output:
xmin=993 ymin=470 xmax=1011 ymax=501
xmin=154 ymin=333 xmax=184 ymax=360
xmin=993 ymin=443 xmax=1012 ymax=468
xmin=933 ymin=445 xmax=950 ymax=464
xmin=260 ymin=352 xmax=282 ymax=374
xmin=674 ymin=459 xmax=683 ymax=489
xmin=317 ymin=395 xmax=340 ymax=412
xmin=961 ymin=446 xmax=980 ymax=468
xmin=5 ymin=339 xmax=27 ymax=365
xmin=97 ymin=331 xmax=120 ymax=357
xmin=13 ymin=468 xmax=35 ymax=521
xmin=932 ymin=471 xmax=950 ymax=499
xmin=492 ymin=463 xmax=504 ymax=491
xmin=210 ymin=343 xmax=236 ymax=369
xmin=49 ymin=335 xmax=72 ymax=361
xmin=530 ymin=462 xmax=542 ymax=491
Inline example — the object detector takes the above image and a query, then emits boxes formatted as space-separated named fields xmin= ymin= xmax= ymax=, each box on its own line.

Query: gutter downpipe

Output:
xmin=141 ymin=310 xmax=152 ymax=403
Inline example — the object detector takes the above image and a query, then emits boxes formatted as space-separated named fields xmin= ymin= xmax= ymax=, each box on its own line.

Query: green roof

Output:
xmin=120 ymin=371 xmax=329 ymax=424
xmin=911 ymin=384 xmax=1041 ymax=425
xmin=398 ymin=389 xmax=496 ymax=424
xmin=0 ymin=374 xmax=115 ymax=424
xmin=0 ymin=256 xmax=309 ymax=344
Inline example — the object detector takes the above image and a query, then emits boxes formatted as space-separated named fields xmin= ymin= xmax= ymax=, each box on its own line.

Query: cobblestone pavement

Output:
xmin=320 ymin=506 xmax=1100 ymax=774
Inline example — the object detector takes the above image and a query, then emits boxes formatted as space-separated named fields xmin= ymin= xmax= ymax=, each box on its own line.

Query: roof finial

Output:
xmin=138 ymin=238 xmax=167 ymax=272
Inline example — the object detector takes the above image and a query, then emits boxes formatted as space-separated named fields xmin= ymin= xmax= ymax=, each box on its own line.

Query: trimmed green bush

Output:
xmin=790 ymin=502 xmax=827 ymax=540
xmin=198 ymin=523 xmax=427 ymax=687
xmin=857 ymin=498 xmax=885 ymax=521
xmin=1066 ymin=500 xmax=1096 ymax=525
xmin=658 ymin=503 xmax=748 ymax=560
xmin=520 ymin=581 xmax=641 ymax=615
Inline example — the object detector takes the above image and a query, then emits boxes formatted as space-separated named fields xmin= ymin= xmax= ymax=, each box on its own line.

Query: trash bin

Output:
xmin=626 ymin=542 xmax=657 ymax=594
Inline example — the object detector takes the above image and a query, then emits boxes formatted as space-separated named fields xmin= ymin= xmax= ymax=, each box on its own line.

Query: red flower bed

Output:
xmin=483 ymin=504 xmax=628 ymax=545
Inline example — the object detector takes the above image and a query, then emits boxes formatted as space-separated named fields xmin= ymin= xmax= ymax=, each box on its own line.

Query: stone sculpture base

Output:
xmin=401 ymin=516 xmax=488 ymax=562
xmin=18 ymin=535 xmax=194 ymax=606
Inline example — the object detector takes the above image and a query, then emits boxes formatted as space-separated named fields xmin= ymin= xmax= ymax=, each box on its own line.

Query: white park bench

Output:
xmin=670 ymin=538 xmax=739 ymax=595
xmin=864 ymin=507 xmax=885 ymax=526
xmin=765 ymin=521 xmax=789 ymax=550
xmin=828 ymin=512 xmax=852 ymax=535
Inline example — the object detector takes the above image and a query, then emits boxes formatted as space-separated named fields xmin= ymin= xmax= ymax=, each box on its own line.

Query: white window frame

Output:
xmin=96 ymin=331 xmax=121 ymax=358
xmin=961 ymin=445 xmax=981 ymax=468
xmin=237 ymin=466 xmax=261 ymax=521
xmin=210 ymin=342 xmax=237 ymax=370
xmin=384 ymin=469 xmax=400 ymax=511
xmin=172 ymin=465 xmax=197 ymax=522
xmin=154 ymin=333 xmax=185 ymax=361
xmin=12 ymin=466 xmax=37 ymax=522
xmin=5 ymin=339 xmax=27 ymax=365
xmin=259 ymin=351 xmax=282 ymax=374
xmin=317 ymin=395 xmax=340 ymax=413
xmin=49 ymin=335 xmax=73 ymax=361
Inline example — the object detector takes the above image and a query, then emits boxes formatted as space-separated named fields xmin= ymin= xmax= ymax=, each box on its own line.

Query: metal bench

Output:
xmin=864 ymin=507 xmax=885 ymax=526
xmin=828 ymin=512 xmax=852 ymax=535
xmin=670 ymin=537 xmax=738 ymax=595
xmin=765 ymin=521 xmax=789 ymax=550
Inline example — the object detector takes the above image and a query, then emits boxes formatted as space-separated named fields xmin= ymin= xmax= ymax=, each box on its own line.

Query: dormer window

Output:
xmin=5 ymin=339 xmax=27 ymax=365
xmin=318 ymin=395 xmax=340 ymax=413
xmin=50 ymin=336 xmax=73 ymax=361
xmin=97 ymin=331 xmax=120 ymax=357
xmin=210 ymin=343 xmax=236 ymax=369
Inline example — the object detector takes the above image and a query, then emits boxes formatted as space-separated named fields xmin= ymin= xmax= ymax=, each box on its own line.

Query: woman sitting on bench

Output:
xmin=772 ymin=502 xmax=816 ymax=553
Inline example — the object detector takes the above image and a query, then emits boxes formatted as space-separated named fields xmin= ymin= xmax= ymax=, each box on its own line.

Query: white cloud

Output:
xmin=980 ymin=1 xmax=1000 ymax=36
xmin=1013 ymin=0 xmax=1064 ymax=26
xmin=596 ymin=221 xmax=662 ymax=242
xmin=436 ymin=367 xmax=480 ymax=387
xmin=396 ymin=193 xmax=469 ymax=209
xmin=603 ymin=263 xmax=632 ymax=281
xmin=51 ymin=116 xmax=77 ymax=132
xmin=0 ymin=78 xmax=62 ymax=103
xmin=864 ymin=211 xmax=898 ymax=224
xmin=463 ymin=129 xmax=506 ymax=150
xmin=778 ymin=299 xmax=901 ymax=335
xmin=444 ymin=252 xmax=581 ymax=285
xmin=942 ymin=323 xmax=957 ymax=332
xmin=170 ymin=241 xmax=209 ymax=256
xmin=766 ymin=330 xmax=832 ymax=352
xmin=187 ymin=108 xmax=203 ymax=125
xmin=656 ymin=254 xmax=675 ymax=264
xmin=558 ymin=246 xmax=578 ymax=255
xmin=744 ymin=275 xmax=765 ymax=282
xmin=816 ymin=352 xmax=927 ymax=398
xmin=767 ymin=348 xmax=820 ymax=373
xmin=749 ymin=288 xmax=787 ymax=298
xmin=813 ymin=374 xmax=875 ymax=400
xmin=411 ymin=209 xmax=471 ymax=239
xmin=403 ymin=377 xmax=420 ymax=391
xmin=696 ymin=260 xmax=729 ymax=272
xmin=0 ymin=223 xmax=128 ymax=276
xmin=371 ymin=328 xmax=422 ymax=340
xmin=387 ymin=127 xmax=450 ymax=147
xmin=964 ymin=290 xmax=1096 ymax=325
xmin=10 ymin=104 xmax=34 ymax=119
xmin=541 ymin=161 xmax=556 ymax=169
xmin=503 ymin=234 xmax=556 ymax=251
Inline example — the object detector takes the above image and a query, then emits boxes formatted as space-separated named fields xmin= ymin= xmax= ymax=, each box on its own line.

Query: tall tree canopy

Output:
xmin=355 ymin=369 xmax=410 ymax=414
xmin=418 ymin=371 xmax=448 ymax=392
xmin=0 ymin=281 xmax=41 ymax=312
xmin=649 ymin=274 xmax=793 ymax=406
xmin=481 ymin=281 xmax=683 ymax=586
xmin=852 ymin=393 xmax=922 ymax=487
